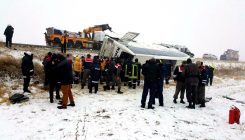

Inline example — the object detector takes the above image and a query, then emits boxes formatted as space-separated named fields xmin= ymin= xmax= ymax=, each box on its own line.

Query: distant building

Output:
xmin=220 ymin=49 xmax=239 ymax=61
xmin=203 ymin=53 xmax=218 ymax=60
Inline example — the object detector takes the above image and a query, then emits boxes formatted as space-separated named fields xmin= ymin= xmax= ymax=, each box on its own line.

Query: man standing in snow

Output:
xmin=81 ymin=54 xmax=93 ymax=89
xmin=184 ymin=58 xmax=199 ymax=109
xmin=208 ymin=65 xmax=214 ymax=86
xmin=61 ymin=31 xmax=68 ymax=54
xmin=141 ymin=58 xmax=161 ymax=109
xmin=56 ymin=54 xmax=75 ymax=109
xmin=197 ymin=61 xmax=208 ymax=107
xmin=114 ymin=58 xmax=123 ymax=94
xmin=42 ymin=52 xmax=53 ymax=87
xmin=21 ymin=52 xmax=34 ymax=93
xmin=134 ymin=58 xmax=142 ymax=86
xmin=88 ymin=56 xmax=101 ymax=94
xmin=4 ymin=25 xmax=14 ymax=48
xmin=173 ymin=61 xmax=186 ymax=104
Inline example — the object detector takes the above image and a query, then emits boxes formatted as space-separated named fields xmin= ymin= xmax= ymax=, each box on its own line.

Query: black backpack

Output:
xmin=9 ymin=93 xmax=29 ymax=104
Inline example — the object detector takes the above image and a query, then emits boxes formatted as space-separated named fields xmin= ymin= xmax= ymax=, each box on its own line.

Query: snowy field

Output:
xmin=0 ymin=45 xmax=245 ymax=140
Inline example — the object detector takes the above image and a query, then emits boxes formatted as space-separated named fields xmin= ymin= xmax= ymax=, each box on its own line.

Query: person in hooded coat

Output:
xmin=21 ymin=52 xmax=34 ymax=93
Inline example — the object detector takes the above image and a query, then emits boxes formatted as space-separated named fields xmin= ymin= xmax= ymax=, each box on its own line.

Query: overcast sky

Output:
xmin=0 ymin=0 xmax=244 ymax=61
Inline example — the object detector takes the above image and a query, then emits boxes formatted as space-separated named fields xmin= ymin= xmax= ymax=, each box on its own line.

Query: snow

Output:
xmin=0 ymin=46 xmax=245 ymax=140
xmin=0 ymin=78 xmax=245 ymax=140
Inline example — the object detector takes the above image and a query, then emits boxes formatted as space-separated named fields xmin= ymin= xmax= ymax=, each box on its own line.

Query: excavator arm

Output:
xmin=83 ymin=24 xmax=112 ymax=39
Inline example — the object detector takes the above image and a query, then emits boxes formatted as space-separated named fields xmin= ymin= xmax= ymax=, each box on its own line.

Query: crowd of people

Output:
xmin=0 ymin=24 xmax=217 ymax=111
xmin=172 ymin=59 xmax=214 ymax=109
xmin=20 ymin=50 xmax=215 ymax=110
xmin=2 ymin=25 xmax=214 ymax=110
xmin=40 ymin=51 xmax=178 ymax=109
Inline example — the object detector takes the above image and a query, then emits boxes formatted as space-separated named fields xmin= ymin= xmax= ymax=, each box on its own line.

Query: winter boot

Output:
xmin=148 ymin=106 xmax=155 ymax=109
xmin=173 ymin=99 xmax=177 ymax=104
xmin=192 ymin=103 xmax=196 ymax=109
xmin=56 ymin=95 xmax=61 ymax=100
xmin=186 ymin=102 xmax=192 ymax=108
xmin=200 ymin=103 xmax=206 ymax=108
xmin=111 ymin=85 xmax=115 ymax=90
xmin=81 ymin=84 xmax=85 ymax=89
xmin=180 ymin=99 xmax=185 ymax=104
xmin=103 ymin=86 xmax=106 ymax=91
xmin=141 ymin=104 xmax=145 ymax=108
xmin=57 ymin=106 xmax=67 ymax=109
xmin=117 ymin=88 xmax=123 ymax=94
xmin=67 ymin=102 xmax=75 ymax=107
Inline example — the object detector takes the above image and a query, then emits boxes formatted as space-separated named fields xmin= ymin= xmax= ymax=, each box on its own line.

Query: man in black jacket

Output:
xmin=21 ymin=52 xmax=34 ymax=93
xmin=184 ymin=58 xmax=199 ymax=109
xmin=48 ymin=53 xmax=61 ymax=103
xmin=173 ymin=61 xmax=186 ymax=104
xmin=56 ymin=54 xmax=75 ymax=109
xmin=141 ymin=58 xmax=160 ymax=109
xmin=4 ymin=25 xmax=14 ymax=48
xmin=89 ymin=56 xmax=101 ymax=94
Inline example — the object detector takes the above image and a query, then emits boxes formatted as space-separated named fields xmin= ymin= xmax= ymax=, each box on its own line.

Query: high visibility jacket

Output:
xmin=61 ymin=35 xmax=68 ymax=44
xmin=125 ymin=64 xmax=138 ymax=79
xmin=73 ymin=57 xmax=82 ymax=72
xmin=84 ymin=58 xmax=93 ymax=69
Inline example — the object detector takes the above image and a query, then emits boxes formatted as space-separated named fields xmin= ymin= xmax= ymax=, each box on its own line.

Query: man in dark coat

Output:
xmin=81 ymin=54 xmax=93 ymax=89
xmin=48 ymin=53 xmax=61 ymax=103
xmin=197 ymin=62 xmax=208 ymax=107
xmin=134 ymin=58 xmax=142 ymax=86
xmin=42 ymin=52 xmax=52 ymax=87
xmin=103 ymin=58 xmax=116 ymax=91
xmin=89 ymin=57 xmax=101 ymax=93
xmin=21 ymin=52 xmax=34 ymax=93
xmin=4 ymin=25 xmax=14 ymax=48
xmin=154 ymin=59 xmax=164 ymax=106
xmin=56 ymin=54 xmax=74 ymax=109
xmin=114 ymin=58 xmax=123 ymax=94
xmin=162 ymin=61 xmax=172 ymax=84
xmin=173 ymin=61 xmax=186 ymax=104
xmin=208 ymin=65 xmax=214 ymax=86
xmin=184 ymin=58 xmax=199 ymax=109
xmin=141 ymin=58 xmax=161 ymax=109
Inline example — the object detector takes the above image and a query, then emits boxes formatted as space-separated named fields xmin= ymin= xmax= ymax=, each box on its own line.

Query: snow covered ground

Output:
xmin=0 ymin=46 xmax=245 ymax=140
xmin=0 ymin=78 xmax=245 ymax=140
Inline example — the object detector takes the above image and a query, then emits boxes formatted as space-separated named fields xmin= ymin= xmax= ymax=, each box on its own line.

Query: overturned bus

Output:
xmin=99 ymin=32 xmax=190 ymax=65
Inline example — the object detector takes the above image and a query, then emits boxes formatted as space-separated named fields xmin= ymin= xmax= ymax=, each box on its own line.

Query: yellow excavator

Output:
xmin=44 ymin=24 xmax=112 ymax=49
